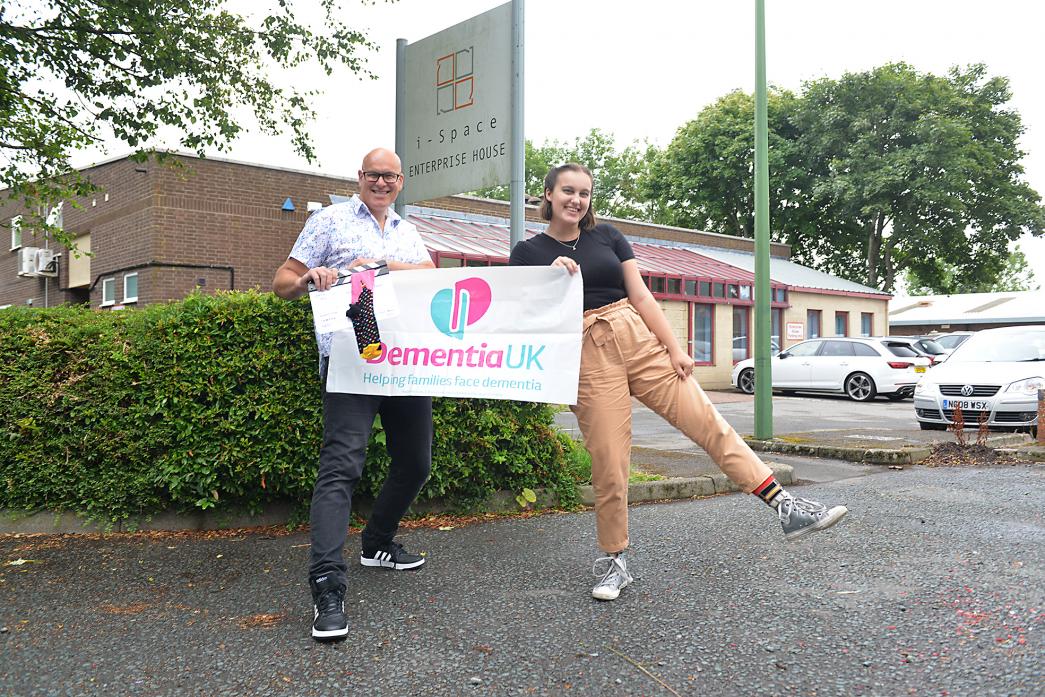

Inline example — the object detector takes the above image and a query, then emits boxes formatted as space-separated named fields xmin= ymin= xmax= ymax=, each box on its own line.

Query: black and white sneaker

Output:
xmin=360 ymin=540 xmax=426 ymax=570
xmin=310 ymin=575 xmax=348 ymax=642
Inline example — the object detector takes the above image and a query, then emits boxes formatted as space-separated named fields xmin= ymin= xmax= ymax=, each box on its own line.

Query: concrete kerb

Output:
xmin=744 ymin=432 xmax=1032 ymax=465
xmin=744 ymin=438 xmax=931 ymax=465
xmin=0 ymin=463 xmax=795 ymax=535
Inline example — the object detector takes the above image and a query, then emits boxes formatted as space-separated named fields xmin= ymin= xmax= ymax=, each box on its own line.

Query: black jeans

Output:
xmin=309 ymin=362 xmax=432 ymax=586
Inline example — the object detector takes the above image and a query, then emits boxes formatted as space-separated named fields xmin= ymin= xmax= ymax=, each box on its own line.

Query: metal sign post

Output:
xmin=509 ymin=0 xmax=525 ymax=250
xmin=753 ymin=0 xmax=773 ymax=439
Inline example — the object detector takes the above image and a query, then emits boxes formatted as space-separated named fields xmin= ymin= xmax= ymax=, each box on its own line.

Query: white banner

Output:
xmin=326 ymin=266 xmax=582 ymax=404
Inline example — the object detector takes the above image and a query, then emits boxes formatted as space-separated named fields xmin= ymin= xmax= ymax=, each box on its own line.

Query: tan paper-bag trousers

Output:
xmin=572 ymin=299 xmax=773 ymax=552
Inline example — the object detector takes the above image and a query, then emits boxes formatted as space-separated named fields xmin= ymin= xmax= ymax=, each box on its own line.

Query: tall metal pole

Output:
xmin=509 ymin=0 xmax=525 ymax=250
xmin=394 ymin=38 xmax=408 ymax=218
xmin=753 ymin=0 xmax=773 ymax=439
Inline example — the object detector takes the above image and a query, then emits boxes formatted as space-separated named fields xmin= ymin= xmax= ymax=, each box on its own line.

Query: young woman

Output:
xmin=509 ymin=163 xmax=847 ymax=601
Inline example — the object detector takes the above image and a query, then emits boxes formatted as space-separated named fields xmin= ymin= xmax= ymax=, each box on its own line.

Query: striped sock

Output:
xmin=754 ymin=476 xmax=785 ymax=509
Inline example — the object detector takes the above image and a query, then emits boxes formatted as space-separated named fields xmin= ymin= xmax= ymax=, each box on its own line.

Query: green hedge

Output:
xmin=0 ymin=291 xmax=580 ymax=524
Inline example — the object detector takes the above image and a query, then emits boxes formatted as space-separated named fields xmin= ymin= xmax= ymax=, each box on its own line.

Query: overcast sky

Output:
xmin=82 ymin=0 xmax=1045 ymax=274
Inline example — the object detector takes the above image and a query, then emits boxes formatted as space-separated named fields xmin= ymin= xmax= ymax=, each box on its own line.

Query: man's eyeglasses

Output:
xmin=362 ymin=171 xmax=402 ymax=184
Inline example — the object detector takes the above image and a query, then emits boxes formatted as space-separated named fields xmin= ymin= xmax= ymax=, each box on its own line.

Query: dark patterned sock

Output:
xmin=347 ymin=285 xmax=382 ymax=359
xmin=754 ymin=475 xmax=785 ymax=509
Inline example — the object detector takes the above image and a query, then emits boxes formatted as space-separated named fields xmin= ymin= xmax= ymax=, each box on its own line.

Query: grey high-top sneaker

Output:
xmin=591 ymin=554 xmax=633 ymax=601
xmin=778 ymin=493 xmax=848 ymax=541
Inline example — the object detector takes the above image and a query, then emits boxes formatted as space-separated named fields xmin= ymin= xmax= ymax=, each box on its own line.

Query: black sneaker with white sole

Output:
xmin=360 ymin=540 xmax=426 ymax=570
xmin=310 ymin=574 xmax=348 ymax=642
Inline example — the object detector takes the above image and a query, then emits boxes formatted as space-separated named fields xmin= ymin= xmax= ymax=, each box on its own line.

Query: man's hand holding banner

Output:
xmin=324 ymin=266 xmax=583 ymax=404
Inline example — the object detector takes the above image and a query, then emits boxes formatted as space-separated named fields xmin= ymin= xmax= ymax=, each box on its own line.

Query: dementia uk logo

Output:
xmin=436 ymin=47 xmax=474 ymax=115
xmin=364 ymin=276 xmax=546 ymax=378
xmin=430 ymin=277 xmax=491 ymax=339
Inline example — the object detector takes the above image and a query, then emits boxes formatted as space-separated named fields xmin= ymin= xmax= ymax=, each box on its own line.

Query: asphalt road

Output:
xmin=559 ymin=390 xmax=922 ymax=446
xmin=2 ymin=465 xmax=1041 ymax=696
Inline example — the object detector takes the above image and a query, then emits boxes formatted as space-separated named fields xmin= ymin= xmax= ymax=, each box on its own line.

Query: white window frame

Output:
xmin=10 ymin=216 xmax=22 ymax=251
xmin=101 ymin=277 xmax=116 ymax=306
xmin=123 ymin=272 xmax=139 ymax=303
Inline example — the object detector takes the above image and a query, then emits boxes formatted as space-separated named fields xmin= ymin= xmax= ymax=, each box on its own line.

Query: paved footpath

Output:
xmin=2 ymin=465 xmax=1042 ymax=696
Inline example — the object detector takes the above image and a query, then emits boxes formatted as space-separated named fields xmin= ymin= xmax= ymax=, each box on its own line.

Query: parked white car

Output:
xmin=730 ymin=337 xmax=931 ymax=401
xmin=913 ymin=325 xmax=1044 ymax=433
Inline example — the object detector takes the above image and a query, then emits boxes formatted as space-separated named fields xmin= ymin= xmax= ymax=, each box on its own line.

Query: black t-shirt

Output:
xmin=508 ymin=223 xmax=635 ymax=311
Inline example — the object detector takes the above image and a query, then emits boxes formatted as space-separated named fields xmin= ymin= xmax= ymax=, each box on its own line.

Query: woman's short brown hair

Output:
xmin=540 ymin=163 xmax=597 ymax=231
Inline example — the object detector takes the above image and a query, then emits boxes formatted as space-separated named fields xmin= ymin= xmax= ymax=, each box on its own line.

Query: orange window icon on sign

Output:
xmin=436 ymin=47 xmax=474 ymax=115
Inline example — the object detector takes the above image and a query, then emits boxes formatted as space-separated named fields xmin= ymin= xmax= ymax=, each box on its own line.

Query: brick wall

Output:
xmin=1 ymin=152 xmax=791 ymax=310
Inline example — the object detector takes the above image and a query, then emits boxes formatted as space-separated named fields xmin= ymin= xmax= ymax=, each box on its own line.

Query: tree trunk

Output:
xmin=866 ymin=212 xmax=884 ymax=288
xmin=882 ymin=236 xmax=896 ymax=293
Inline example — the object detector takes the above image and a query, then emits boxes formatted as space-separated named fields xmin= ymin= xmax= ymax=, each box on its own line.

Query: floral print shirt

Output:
xmin=289 ymin=195 xmax=429 ymax=358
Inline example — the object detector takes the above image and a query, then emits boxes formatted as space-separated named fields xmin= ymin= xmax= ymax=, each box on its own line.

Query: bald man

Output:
xmin=274 ymin=148 xmax=436 ymax=642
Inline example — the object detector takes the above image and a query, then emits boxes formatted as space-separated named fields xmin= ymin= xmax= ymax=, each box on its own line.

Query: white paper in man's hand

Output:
xmin=308 ymin=282 xmax=353 ymax=334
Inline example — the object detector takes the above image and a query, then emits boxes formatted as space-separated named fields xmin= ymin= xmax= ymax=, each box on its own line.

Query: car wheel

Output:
xmin=844 ymin=372 xmax=877 ymax=402
xmin=737 ymin=368 xmax=755 ymax=395
xmin=919 ymin=422 xmax=947 ymax=431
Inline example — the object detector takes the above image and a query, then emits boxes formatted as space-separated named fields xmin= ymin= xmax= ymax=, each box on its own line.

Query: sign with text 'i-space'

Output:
xmin=399 ymin=2 xmax=511 ymax=205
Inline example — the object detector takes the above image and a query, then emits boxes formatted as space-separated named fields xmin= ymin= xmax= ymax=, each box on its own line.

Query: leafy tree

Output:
xmin=1 ymin=0 xmax=378 ymax=247
xmin=646 ymin=63 xmax=1045 ymax=293
xmin=796 ymin=63 xmax=1044 ymax=292
xmin=472 ymin=128 xmax=658 ymax=221
xmin=642 ymin=89 xmax=834 ymax=257
xmin=905 ymin=248 xmax=1039 ymax=294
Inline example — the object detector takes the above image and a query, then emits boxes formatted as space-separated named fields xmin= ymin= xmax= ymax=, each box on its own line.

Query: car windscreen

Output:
xmin=882 ymin=342 xmax=918 ymax=357
xmin=948 ymin=330 xmax=1045 ymax=362
xmin=936 ymin=335 xmax=968 ymax=349
xmin=916 ymin=339 xmax=946 ymax=354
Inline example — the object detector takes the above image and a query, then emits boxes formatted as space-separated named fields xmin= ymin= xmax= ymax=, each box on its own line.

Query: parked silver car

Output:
xmin=931 ymin=331 xmax=976 ymax=355
xmin=913 ymin=325 xmax=1044 ymax=433
xmin=886 ymin=336 xmax=948 ymax=365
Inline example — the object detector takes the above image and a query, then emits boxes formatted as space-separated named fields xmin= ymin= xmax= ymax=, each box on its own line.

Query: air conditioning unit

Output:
xmin=17 ymin=247 xmax=40 ymax=277
xmin=35 ymin=249 xmax=60 ymax=277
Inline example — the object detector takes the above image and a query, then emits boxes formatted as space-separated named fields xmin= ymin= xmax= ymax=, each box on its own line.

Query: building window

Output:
xmin=463 ymin=258 xmax=487 ymax=267
xmin=692 ymin=304 xmax=713 ymax=363
xmin=437 ymin=256 xmax=463 ymax=268
xmin=732 ymin=306 xmax=750 ymax=363
xmin=773 ymin=287 xmax=787 ymax=303
xmin=772 ymin=307 xmax=782 ymax=352
xmin=9 ymin=216 xmax=21 ymax=250
xmin=123 ymin=273 xmax=138 ymax=303
xmin=835 ymin=311 xmax=849 ymax=336
xmin=739 ymin=285 xmax=751 ymax=301
xmin=684 ymin=280 xmax=697 ymax=296
xmin=712 ymin=283 xmax=725 ymax=298
xmin=649 ymin=277 xmax=666 ymax=293
xmin=861 ymin=312 xmax=874 ymax=337
xmin=727 ymin=284 xmax=739 ymax=299
xmin=101 ymin=277 xmax=116 ymax=306
xmin=699 ymin=281 xmax=711 ymax=297
xmin=667 ymin=278 xmax=682 ymax=295
xmin=807 ymin=309 xmax=822 ymax=338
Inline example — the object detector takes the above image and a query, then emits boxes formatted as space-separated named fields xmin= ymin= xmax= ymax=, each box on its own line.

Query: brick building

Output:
xmin=1 ymin=153 xmax=890 ymax=388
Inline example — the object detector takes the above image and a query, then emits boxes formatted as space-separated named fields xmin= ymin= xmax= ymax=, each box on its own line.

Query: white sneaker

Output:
xmin=591 ymin=554 xmax=633 ymax=601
